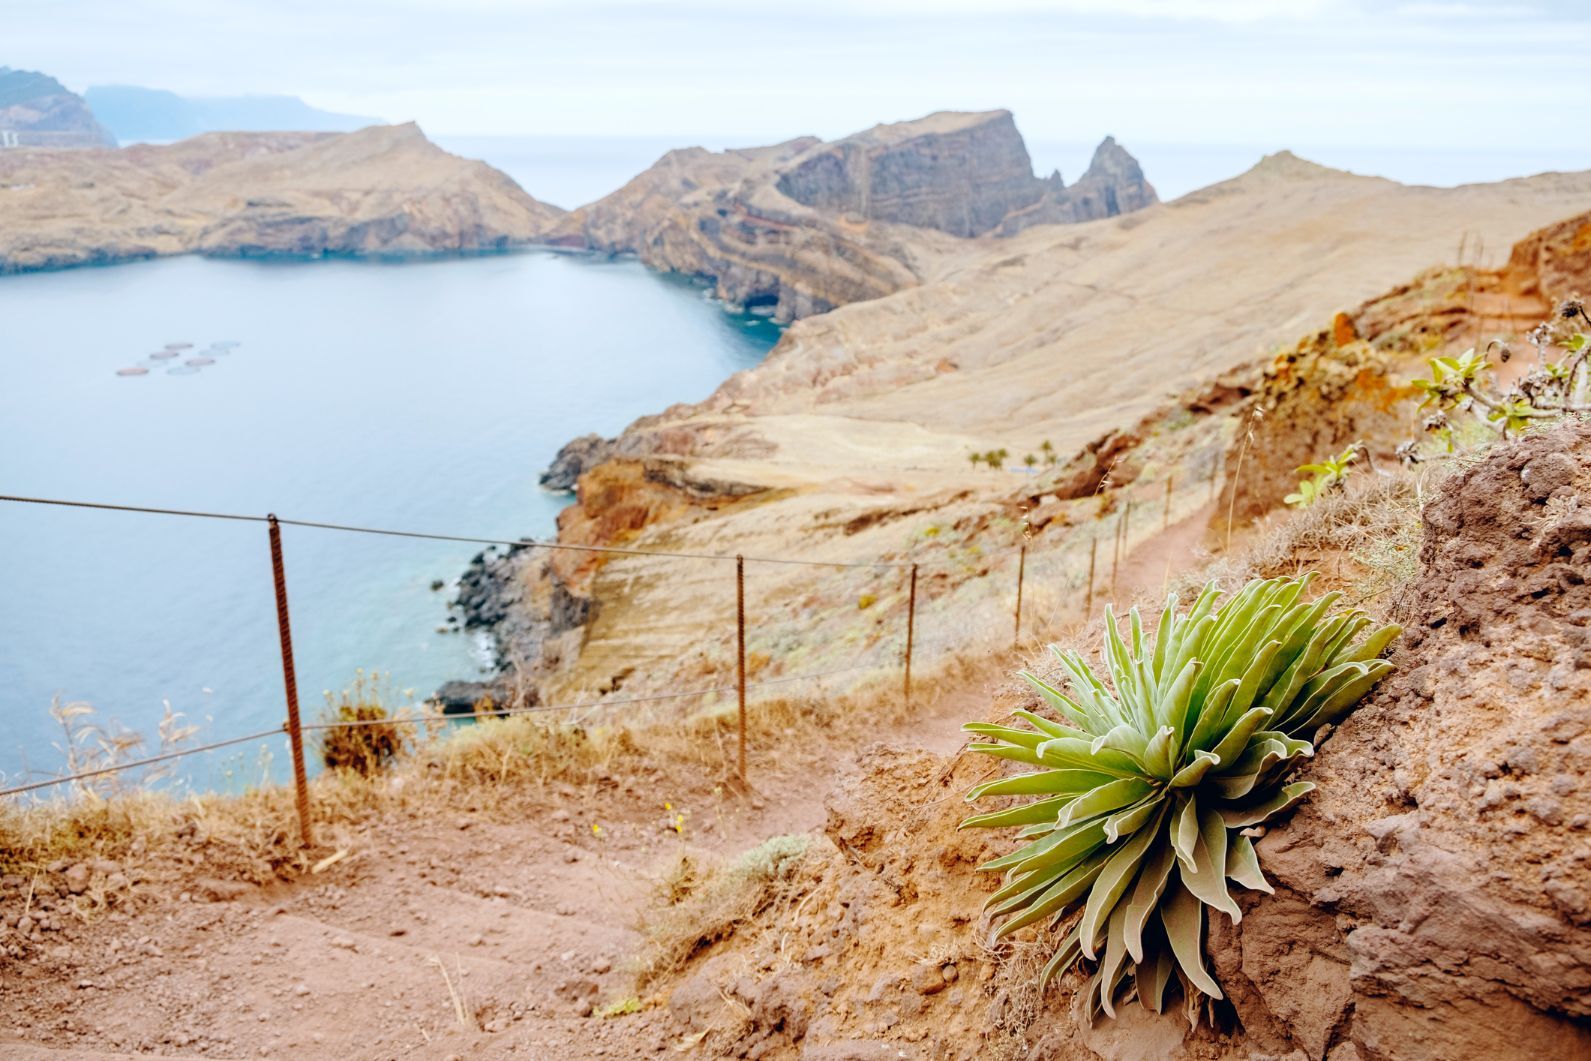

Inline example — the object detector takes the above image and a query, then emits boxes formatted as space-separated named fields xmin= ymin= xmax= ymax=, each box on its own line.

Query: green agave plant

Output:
xmin=961 ymin=575 xmax=1400 ymax=1020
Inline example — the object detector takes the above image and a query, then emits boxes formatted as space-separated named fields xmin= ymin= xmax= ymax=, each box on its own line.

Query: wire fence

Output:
xmin=0 ymin=458 xmax=1224 ymax=834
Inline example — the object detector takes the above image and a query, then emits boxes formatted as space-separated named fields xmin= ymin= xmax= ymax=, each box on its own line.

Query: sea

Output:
xmin=0 ymin=249 xmax=779 ymax=792
xmin=4 ymin=132 xmax=1586 ymax=793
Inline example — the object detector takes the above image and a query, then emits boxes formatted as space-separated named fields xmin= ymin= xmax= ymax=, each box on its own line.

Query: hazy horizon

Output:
xmin=14 ymin=2 xmax=1590 ymax=150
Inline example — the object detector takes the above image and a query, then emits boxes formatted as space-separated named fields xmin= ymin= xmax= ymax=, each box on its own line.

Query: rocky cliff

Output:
xmin=0 ymin=123 xmax=564 ymax=272
xmin=544 ymin=110 xmax=1157 ymax=322
xmin=0 ymin=67 xmax=114 ymax=149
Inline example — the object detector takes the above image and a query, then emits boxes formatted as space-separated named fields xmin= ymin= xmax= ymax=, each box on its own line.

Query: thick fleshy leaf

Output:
xmin=1095 ymin=901 xmax=1134 ymax=1018
xmin=1121 ymin=836 xmax=1177 ymax=961
xmin=1058 ymin=777 xmax=1154 ymax=829
xmin=1205 ymin=706 xmax=1274 ymax=767
xmin=1134 ymin=934 xmax=1176 ymax=1013
xmin=1226 ymin=833 xmax=1272 ymax=893
xmin=1079 ymin=806 xmax=1167 ymax=959
xmin=1016 ymin=676 xmax=1091 ymax=730
xmin=1179 ymin=807 xmax=1241 ymax=922
xmin=1039 ymin=922 xmax=1084 ymax=990
xmin=965 ymin=768 xmax=1117 ymax=802
xmin=1172 ymin=792 xmax=1200 ymax=868
xmin=993 ymin=851 xmax=1108 ymax=934
xmin=1103 ymin=796 xmax=1163 ymax=843
xmin=1217 ymin=781 xmax=1315 ymax=828
xmin=1010 ymin=706 xmax=1088 ymax=740
xmin=963 ymin=722 xmax=1047 ymax=748
xmin=1034 ymin=737 xmax=1143 ymax=776
xmin=959 ymin=795 xmax=1072 ymax=830
xmin=1159 ymin=880 xmax=1223 ymax=999
xmin=1141 ymin=725 xmax=1177 ymax=780
xmin=1169 ymin=750 xmax=1221 ymax=789
xmin=978 ymin=817 xmax=1106 ymax=873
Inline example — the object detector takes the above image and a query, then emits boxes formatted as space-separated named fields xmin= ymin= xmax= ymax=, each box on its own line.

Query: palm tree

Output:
xmin=987 ymin=450 xmax=1005 ymax=470
xmin=969 ymin=452 xmax=983 ymax=469
xmin=1024 ymin=453 xmax=1038 ymax=470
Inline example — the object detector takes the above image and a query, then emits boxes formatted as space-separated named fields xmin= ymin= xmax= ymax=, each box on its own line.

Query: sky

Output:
xmin=11 ymin=0 xmax=1591 ymax=197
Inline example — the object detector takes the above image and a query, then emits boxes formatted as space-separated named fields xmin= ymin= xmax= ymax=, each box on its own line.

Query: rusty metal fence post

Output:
xmin=1013 ymin=543 xmax=1026 ymax=645
xmin=904 ymin=563 xmax=918 ymax=709
xmin=735 ymin=554 xmax=747 ymax=785
xmin=266 ymin=515 xmax=313 ymax=847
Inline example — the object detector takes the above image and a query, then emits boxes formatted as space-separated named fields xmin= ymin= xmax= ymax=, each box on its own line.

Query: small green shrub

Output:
xmin=1284 ymin=444 xmax=1360 ymax=508
xmin=961 ymin=575 xmax=1399 ymax=1020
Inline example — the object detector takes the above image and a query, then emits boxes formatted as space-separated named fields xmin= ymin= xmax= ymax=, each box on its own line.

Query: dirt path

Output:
xmin=0 ymin=523 xmax=1187 ymax=1061
xmin=0 ymin=679 xmax=985 ymax=1060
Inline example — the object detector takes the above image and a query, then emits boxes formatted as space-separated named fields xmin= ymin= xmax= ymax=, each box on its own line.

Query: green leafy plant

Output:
xmin=1284 ymin=444 xmax=1361 ymax=508
xmin=1404 ymin=299 xmax=1590 ymax=457
xmin=960 ymin=575 xmax=1399 ymax=1021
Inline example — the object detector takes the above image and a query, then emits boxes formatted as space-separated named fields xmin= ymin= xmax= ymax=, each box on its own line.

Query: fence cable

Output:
xmin=0 ymin=728 xmax=285 ymax=799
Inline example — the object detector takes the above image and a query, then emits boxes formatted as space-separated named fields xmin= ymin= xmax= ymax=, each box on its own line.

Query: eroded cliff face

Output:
xmin=0 ymin=67 xmax=114 ymax=149
xmin=0 ymin=123 xmax=564 ymax=272
xmin=545 ymin=110 xmax=1157 ymax=322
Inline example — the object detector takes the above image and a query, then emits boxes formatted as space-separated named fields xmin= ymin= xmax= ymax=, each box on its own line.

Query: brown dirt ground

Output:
xmin=0 ymin=509 xmax=1216 ymax=1060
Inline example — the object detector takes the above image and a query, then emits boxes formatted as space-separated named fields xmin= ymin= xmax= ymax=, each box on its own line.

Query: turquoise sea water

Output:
xmin=0 ymin=252 xmax=779 ymax=791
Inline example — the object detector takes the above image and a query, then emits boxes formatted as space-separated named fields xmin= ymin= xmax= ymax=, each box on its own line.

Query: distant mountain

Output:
xmin=84 ymin=85 xmax=382 ymax=141
xmin=0 ymin=66 xmax=115 ymax=148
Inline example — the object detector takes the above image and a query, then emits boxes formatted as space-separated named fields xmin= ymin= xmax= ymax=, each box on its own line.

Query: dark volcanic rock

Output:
xmin=541 ymin=433 xmax=616 ymax=491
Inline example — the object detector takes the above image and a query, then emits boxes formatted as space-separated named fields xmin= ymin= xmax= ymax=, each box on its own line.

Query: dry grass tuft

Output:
xmin=633 ymin=834 xmax=814 ymax=989
xmin=1177 ymin=462 xmax=1457 ymax=611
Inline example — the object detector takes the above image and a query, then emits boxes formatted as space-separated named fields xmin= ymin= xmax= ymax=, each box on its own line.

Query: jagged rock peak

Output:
xmin=992 ymin=133 xmax=1158 ymax=236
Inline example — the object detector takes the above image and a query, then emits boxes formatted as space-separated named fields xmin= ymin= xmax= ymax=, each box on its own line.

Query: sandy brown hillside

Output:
xmin=0 ymin=123 xmax=564 ymax=272
xmin=475 ymin=160 xmax=1591 ymax=708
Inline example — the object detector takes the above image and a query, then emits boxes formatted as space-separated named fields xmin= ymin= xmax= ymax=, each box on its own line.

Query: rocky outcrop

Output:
xmin=545 ymin=111 xmax=1155 ymax=322
xmin=0 ymin=123 xmax=564 ymax=272
xmin=0 ymin=67 xmax=114 ymax=148
xmin=773 ymin=110 xmax=1054 ymax=238
xmin=1215 ymin=423 xmax=1591 ymax=1060
xmin=993 ymin=136 xmax=1158 ymax=235
xmin=1226 ymin=208 xmax=1590 ymax=524
xmin=540 ymin=433 xmax=617 ymax=491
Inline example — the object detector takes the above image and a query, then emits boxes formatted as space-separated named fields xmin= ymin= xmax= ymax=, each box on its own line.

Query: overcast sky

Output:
xmin=13 ymin=1 xmax=1590 ymax=165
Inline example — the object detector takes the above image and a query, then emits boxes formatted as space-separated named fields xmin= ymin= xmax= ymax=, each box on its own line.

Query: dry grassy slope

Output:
xmin=0 ymin=123 xmax=565 ymax=271
xmin=514 ymin=159 xmax=1591 ymax=703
